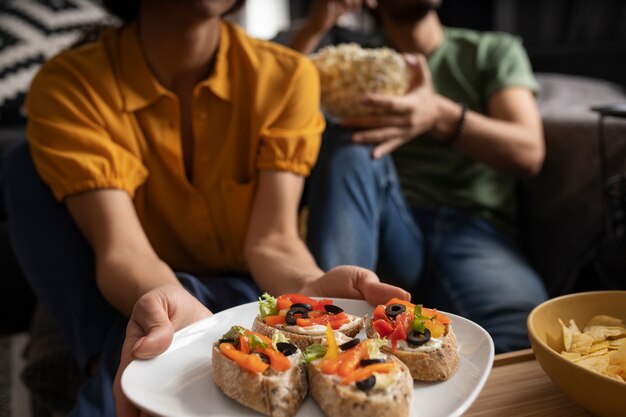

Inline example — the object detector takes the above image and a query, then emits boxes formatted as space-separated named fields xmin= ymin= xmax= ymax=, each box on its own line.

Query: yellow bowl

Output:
xmin=527 ymin=290 xmax=626 ymax=417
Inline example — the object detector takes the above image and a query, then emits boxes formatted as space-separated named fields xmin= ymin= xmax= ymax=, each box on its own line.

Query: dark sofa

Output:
xmin=3 ymin=0 xmax=626 ymax=334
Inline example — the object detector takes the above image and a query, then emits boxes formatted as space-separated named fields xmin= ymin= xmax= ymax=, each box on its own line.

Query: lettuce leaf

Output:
xmin=303 ymin=344 xmax=327 ymax=362
xmin=221 ymin=325 xmax=246 ymax=340
xmin=259 ymin=293 xmax=278 ymax=318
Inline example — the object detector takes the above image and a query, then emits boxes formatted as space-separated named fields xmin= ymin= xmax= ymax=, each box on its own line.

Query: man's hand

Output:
xmin=305 ymin=0 xmax=377 ymax=33
xmin=290 ymin=0 xmax=377 ymax=54
xmin=342 ymin=54 xmax=440 ymax=158
xmin=300 ymin=265 xmax=410 ymax=306
xmin=113 ymin=285 xmax=212 ymax=417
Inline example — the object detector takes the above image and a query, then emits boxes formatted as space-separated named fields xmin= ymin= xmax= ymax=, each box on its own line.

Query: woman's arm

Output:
xmin=244 ymin=170 xmax=409 ymax=305
xmin=69 ymin=190 xmax=214 ymax=416
xmin=65 ymin=188 xmax=184 ymax=316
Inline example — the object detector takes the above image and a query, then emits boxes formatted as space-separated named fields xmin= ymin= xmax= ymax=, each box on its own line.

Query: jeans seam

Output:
xmin=382 ymin=160 xmax=423 ymax=244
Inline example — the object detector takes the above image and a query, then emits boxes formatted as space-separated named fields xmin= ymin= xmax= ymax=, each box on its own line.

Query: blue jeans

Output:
xmin=306 ymin=124 xmax=548 ymax=353
xmin=2 ymin=142 xmax=261 ymax=417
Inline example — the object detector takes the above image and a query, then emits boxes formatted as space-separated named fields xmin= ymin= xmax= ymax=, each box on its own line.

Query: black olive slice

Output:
xmin=286 ymin=306 xmax=309 ymax=325
xmin=407 ymin=328 xmax=431 ymax=346
xmin=323 ymin=304 xmax=344 ymax=314
xmin=218 ymin=337 xmax=236 ymax=345
xmin=360 ymin=358 xmax=385 ymax=367
xmin=339 ymin=338 xmax=360 ymax=351
xmin=355 ymin=375 xmax=376 ymax=392
xmin=276 ymin=342 xmax=298 ymax=356
xmin=385 ymin=303 xmax=406 ymax=318
xmin=252 ymin=352 xmax=271 ymax=364
xmin=290 ymin=303 xmax=312 ymax=311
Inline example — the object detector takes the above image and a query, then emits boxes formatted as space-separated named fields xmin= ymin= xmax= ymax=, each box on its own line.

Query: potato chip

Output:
xmin=559 ymin=318 xmax=575 ymax=351
xmin=586 ymin=326 xmax=626 ymax=342
xmin=560 ymin=351 xmax=581 ymax=360
xmin=570 ymin=333 xmax=594 ymax=353
xmin=557 ymin=314 xmax=626 ymax=383
xmin=584 ymin=315 xmax=624 ymax=330
xmin=567 ymin=319 xmax=582 ymax=334
xmin=576 ymin=355 xmax=610 ymax=374
xmin=589 ymin=341 xmax=610 ymax=353
xmin=610 ymin=343 xmax=626 ymax=365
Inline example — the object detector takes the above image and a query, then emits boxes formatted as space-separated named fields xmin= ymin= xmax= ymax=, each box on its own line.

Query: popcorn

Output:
xmin=311 ymin=43 xmax=410 ymax=118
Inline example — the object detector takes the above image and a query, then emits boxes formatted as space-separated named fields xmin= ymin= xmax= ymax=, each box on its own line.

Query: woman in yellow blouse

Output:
xmin=2 ymin=0 xmax=409 ymax=415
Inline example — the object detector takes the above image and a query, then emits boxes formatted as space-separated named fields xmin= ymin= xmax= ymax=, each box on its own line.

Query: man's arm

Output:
xmin=288 ymin=0 xmax=374 ymax=55
xmin=344 ymin=54 xmax=545 ymax=177
xmin=244 ymin=170 xmax=409 ymax=305
xmin=432 ymin=87 xmax=545 ymax=177
xmin=65 ymin=189 xmax=185 ymax=316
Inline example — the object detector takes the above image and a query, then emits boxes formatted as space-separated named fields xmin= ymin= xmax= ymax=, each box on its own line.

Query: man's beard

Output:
xmin=377 ymin=0 xmax=442 ymax=24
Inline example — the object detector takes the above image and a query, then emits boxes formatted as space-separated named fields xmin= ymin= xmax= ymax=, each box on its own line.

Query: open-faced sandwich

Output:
xmin=304 ymin=325 xmax=413 ymax=417
xmin=211 ymin=325 xmax=307 ymax=417
xmin=366 ymin=298 xmax=459 ymax=381
xmin=252 ymin=293 xmax=364 ymax=350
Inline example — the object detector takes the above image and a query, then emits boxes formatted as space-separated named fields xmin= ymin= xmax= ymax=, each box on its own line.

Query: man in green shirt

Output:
xmin=293 ymin=0 xmax=549 ymax=352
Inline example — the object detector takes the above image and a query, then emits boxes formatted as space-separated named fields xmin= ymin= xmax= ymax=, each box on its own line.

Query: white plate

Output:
xmin=122 ymin=298 xmax=494 ymax=417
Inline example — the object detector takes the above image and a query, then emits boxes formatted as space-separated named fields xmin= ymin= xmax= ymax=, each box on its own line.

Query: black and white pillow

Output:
xmin=0 ymin=0 xmax=112 ymax=124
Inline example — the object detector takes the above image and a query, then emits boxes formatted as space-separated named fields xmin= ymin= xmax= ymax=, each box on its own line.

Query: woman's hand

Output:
xmin=113 ymin=284 xmax=212 ymax=417
xmin=300 ymin=265 xmax=410 ymax=306
xmin=342 ymin=53 xmax=440 ymax=158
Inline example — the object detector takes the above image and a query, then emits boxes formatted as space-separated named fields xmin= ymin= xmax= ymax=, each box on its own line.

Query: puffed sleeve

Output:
xmin=256 ymin=57 xmax=325 ymax=176
xmin=25 ymin=58 xmax=148 ymax=201
xmin=480 ymin=33 xmax=539 ymax=98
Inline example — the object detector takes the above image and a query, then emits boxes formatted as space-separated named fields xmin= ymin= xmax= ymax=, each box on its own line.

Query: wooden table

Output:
xmin=463 ymin=349 xmax=592 ymax=416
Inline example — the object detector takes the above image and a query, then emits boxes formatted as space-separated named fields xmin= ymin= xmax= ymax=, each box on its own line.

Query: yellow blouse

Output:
xmin=25 ymin=21 xmax=325 ymax=274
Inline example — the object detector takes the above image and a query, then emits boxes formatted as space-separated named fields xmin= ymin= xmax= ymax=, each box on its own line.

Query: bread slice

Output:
xmin=211 ymin=342 xmax=308 ymax=417
xmin=251 ymin=314 xmax=364 ymax=351
xmin=366 ymin=320 xmax=459 ymax=381
xmin=308 ymin=353 xmax=413 ymax=417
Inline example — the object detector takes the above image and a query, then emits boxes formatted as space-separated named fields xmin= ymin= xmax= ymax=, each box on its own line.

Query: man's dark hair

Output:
xmin=102 ymin=0 xmax=247 ymax=24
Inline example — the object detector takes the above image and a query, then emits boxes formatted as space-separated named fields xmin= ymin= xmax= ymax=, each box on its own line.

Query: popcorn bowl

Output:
xmin=311 ymin=43 xmax=410 ymax=119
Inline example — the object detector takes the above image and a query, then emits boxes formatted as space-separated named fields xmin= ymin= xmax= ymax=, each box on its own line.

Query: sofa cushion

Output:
xmin=520 ymin=73 xmax=626 ymax=295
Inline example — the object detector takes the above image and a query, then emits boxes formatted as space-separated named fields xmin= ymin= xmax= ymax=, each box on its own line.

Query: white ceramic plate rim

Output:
xmin=122 ymin=298 xmax=494 ymax=417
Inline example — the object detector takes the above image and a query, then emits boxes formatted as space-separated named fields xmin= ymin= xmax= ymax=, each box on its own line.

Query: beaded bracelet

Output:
xmin=443 ymin=102 xmax=468 ymax=146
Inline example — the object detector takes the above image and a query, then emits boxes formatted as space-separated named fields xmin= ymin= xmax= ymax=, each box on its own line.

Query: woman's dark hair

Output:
xmin=102 ymin=0 xmax=247 ymax=24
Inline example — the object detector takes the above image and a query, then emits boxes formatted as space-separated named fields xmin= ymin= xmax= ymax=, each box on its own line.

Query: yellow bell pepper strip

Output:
xmin=423 ymin=318 xmax=446 ymax=338
xmin=219 ymin=343 xmax=269 ymax=373
xmin=323 ymin=324 xmax=339 ymax=360
xmin=341 ymin=363 xmax=396 ymax=385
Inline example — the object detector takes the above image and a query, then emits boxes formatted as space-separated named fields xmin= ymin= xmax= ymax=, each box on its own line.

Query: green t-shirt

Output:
xmin=391 ymin=27 xmax=538 ymax=235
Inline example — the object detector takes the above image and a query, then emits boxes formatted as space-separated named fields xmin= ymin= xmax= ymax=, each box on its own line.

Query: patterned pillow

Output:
xmin=0 ymin=0 xmax=111 ymax=124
